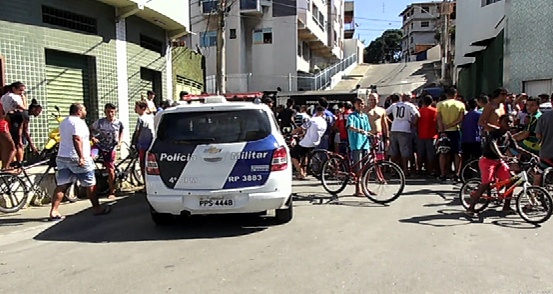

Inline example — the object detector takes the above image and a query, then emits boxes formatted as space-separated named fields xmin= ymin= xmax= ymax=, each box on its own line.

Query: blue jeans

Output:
xmin=56 ymin=157 xmax=96 ymax=187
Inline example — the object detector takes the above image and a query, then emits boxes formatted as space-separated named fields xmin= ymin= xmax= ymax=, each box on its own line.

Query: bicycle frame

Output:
xmin=331 ymin=135 xmax=383 ymax=181
xmin=482 ymin=170 xmax=529 ymax=201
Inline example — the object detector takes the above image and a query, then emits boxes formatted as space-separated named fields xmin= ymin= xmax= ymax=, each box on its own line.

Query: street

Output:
xmin=1 ymin=179 xmax=552 ymax=294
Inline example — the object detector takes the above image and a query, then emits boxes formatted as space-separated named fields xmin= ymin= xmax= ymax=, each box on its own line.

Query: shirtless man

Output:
xmin=479 ymin=88 xmax=508 ymax=132
xmin=366 ymin=93 xmax=389 ymax=135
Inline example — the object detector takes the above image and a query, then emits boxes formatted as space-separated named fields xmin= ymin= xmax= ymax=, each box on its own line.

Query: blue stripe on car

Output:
xmin=223 ymin=135 xmax=279 ymax=189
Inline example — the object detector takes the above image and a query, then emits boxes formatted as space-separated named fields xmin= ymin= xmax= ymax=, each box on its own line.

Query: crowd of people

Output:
xmin=273 ymin=88 xmax=553 ymax=201
xmin=0 ymin=81 xmax=164 ymax=219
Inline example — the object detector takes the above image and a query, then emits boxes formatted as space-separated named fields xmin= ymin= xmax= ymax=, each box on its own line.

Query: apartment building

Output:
xmin=399 ymin=1 xmax=441 ymax=62
xmin=0 ymin=0 xmax=193 ymax=147
xmin=192 ymin=0 xmax=357 ymax=93
xmin=455 ymin=0 xmax=553 ymax=98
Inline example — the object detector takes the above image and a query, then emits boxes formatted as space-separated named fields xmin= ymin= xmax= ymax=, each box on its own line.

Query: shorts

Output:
xmin=291 ymin=144 xmax=313 ymax=160
xmin=537 ymin=158 xmax=553 ymax=174
xmin=479 ymin=157 xmax=511 ymax=185
xmin=334 ymin=133 xmax=341 ymax=144
xmin=139 ymin=149 xmax=147 ymax=171
xmin=444 ymin=131 xmax=461 ymax=154
xmin=351 ymin=149 xmax=368 ymax=172
xmin=389 ymin=131 xmax=412 ymax=158
xmin=100 ymin=150 xmax=117 ymax=170
xmin=9 ymin=120 xmax=22 ymax=146
xmin=373 ymin=133 xmax=385 ymax=160
xmin=56 ymin=157 xmax=96 ymax=187
xmin=0 ymin=120 xmax=9 ymax=133
xmin=461 ymin=142 xmax=482 ymax=159
xmin=417 ymin=138 xmax=436 ymax=160
xmin=317 ymin=134 xmax=330 ymax=150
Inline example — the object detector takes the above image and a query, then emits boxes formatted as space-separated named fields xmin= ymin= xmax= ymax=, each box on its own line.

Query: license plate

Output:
xmin=199 ymin=198 xmax=235 ymax=208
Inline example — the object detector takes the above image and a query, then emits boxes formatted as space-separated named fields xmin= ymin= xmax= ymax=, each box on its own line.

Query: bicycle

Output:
xmin=93 ymin=142 xmax=144 ymax=196
xmin=320 ymin=133 xmax=405 ymax=204
xmin=459 ymin=157 xmax=553 ymax=224
xmin=285 ymin=134 xmax=331 ymax=180
xmin=461 ymin=156 xmax=539 ymax=184
xmin=0 ymin=152 xmax=79 ymax=213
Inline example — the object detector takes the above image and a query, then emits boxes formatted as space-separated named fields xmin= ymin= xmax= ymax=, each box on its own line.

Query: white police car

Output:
xmin=146 ymin=96 xmax=293 ymax=225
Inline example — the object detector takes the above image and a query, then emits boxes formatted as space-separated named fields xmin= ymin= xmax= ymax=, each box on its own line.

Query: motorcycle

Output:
xmin=40 ymin=106 xmax=63 ymax=161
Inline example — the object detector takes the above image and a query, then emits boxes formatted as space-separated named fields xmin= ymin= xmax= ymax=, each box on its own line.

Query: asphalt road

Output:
xmin=1 ymin=178 xmax=552 ymax=294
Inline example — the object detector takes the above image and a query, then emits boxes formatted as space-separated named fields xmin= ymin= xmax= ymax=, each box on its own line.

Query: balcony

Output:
xmin=97 ymin=0 xmax=190 ymax=38
xmin=240 ymin=0 xmax=266 ymax=15
xmin=345 ymin=22 xmax=355 ymax=39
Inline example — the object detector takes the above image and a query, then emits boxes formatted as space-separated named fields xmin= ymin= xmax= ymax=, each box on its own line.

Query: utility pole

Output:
xmin=216 ymin=0 xmax=226 ymax=94
xmin=441 ymin=0 xmax=449 ymax=82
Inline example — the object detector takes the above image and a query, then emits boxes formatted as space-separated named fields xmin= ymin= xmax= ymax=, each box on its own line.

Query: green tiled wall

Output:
xmin=507 ymin=0 xmax=553 ymax=93
xmin=172 ymin=46 xmax=204 ymax=94
xmin=0 ymin=21 xmax=118 ymax=149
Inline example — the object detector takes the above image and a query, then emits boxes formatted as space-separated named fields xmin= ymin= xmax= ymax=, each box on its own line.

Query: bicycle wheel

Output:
xmin=321 ymin=156 xmax=349 ymax=195
xmin=460 ymin=158 xmax=480 ymax=183
xmin=308 ymin=150 xmax=329 ymax=180
xmin=362 ymin=160 xmax=405 ymax=204
xmin=0 ymin=174 xmax=29 ymax=213
xmin=64 ymin=183 xmax=80 ymax=202
xmin=459 ymin=179 xmax=490 ymax=212
xmin=542 ymin=167 xmax=553 ymax=193
xmin=131 ymin=158 xmax=144 ymax=186
xmin=516 ymin=186 xmax=553 ymax=224
xmin=94 ymin=169 xmax=110 ymax=196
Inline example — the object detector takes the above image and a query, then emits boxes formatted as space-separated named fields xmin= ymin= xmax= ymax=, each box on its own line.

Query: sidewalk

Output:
xmin=0 ymin=191 xmax=139 ymax=240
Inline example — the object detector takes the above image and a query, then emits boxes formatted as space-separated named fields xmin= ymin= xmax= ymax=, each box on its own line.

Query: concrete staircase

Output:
xmin=331 ymin=64 xmax=372 ymax=91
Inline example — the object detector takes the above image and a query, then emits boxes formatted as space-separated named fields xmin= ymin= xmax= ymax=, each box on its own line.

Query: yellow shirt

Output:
xmin=437 ymin=99 xmax=466 ymax=131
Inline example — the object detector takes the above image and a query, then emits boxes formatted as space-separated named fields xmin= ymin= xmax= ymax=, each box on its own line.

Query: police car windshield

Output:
xmin=157 ymin=110 xmax=271 ymax=144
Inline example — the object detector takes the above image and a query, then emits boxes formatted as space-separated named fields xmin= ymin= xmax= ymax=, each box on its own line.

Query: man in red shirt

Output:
xmin=334 ymin=101 xmax=353 ymax=154
xmin=416 ymin=95 xmax=438 ymax=176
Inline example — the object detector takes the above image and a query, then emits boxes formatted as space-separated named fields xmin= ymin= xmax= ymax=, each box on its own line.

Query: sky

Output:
xmin=352 ymin=0 xmax=414 ymax=46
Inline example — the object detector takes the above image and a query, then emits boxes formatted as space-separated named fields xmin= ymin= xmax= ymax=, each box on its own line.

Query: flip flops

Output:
xmin=48 ymin=215 xmax=66 ymax=221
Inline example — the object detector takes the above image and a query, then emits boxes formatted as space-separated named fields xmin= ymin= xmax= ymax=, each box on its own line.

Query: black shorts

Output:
xmin=461 ymin=142 xmax=482 ymax=159
xmin=291 ymin=145 xmax=313 ymax=160
xmin=445 ymin=131 xmax=461 ymax=154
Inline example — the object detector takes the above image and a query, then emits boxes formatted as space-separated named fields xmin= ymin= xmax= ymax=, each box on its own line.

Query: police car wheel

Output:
xmin=150 ymin=205 xmax=174 ymax=225
xmin=151 ymin=212 xmax=174 ymax=226
xmin=275 ymin=196 xmax=293 ymax=224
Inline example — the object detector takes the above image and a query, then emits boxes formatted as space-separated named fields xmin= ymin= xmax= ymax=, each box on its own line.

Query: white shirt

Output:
xmin=299 ymin=116 xmax=327 ymax=148
xmin=58 ymin=116 xmax=91 ymax=159
xmin=540 ymin=102 xmax=552 ymax=113
xmin=0 ymin=93 xmax=23 ymax=113
xmin=386 ymin=101 xmax=420 ymax=133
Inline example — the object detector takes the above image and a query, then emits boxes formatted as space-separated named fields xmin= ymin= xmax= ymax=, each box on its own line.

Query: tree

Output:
xmin=364 ymin=29 xmax=403 ymax=64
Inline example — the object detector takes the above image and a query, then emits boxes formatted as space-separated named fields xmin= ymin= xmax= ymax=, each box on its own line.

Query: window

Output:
xmin=334 ymin=30 xmax=338 ymax=45
xmin=410 ymin=23 xmax=414 ymax=29
xmin=410 ymin=36 xmax=413 ymax=43
xmin=200 ymin=31 xmax=217 ymax=47
xmin=318 ymin=12 xmax=325 ymax=30
xmin=482 ymin=0 xmax=502 ymax=6
xmin=157 ymin=110 xmax=271 ymax=144
xmin=230 ymin=29 xmax=237 ymax=39
xmin=421 ymin=6 xmax=430 ymax=14
xmin=140 ymin=35 xmax=163 ymax=54
xmin=42 ymin=5 xmax=97 ymax=34
xmin=202 ymin=0 xmax=218 ymax=14
xmin=254 ymin=28 xmax=272 ymax=44
xmin=421 ymin=21 xmax=430 ymax=28
xmin=307 ymin=0 xmax=311 ymax=11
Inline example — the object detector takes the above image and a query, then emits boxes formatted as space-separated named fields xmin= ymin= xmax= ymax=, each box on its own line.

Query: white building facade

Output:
xmin=455 ymin=0 xmax=553 ymax=98
xmin=399 ymin=1 xmax=441 ymax=62
xmin=192 ymin=0 xmax=358 ymax=93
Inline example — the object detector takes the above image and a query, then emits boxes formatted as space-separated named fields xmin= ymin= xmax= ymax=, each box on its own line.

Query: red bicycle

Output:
xmin=320 ymin=133 xmax=405 ymax=204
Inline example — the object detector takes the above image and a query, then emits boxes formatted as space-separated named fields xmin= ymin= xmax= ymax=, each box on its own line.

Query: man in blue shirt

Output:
xmin=347 ymin=97 xmax=372 ymax=197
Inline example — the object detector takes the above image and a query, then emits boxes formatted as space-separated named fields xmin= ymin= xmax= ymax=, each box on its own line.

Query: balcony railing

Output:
xmin=297 ymin=54 xmax=358 ymax=91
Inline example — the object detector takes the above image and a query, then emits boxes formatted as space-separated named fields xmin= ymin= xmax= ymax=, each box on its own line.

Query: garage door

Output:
xmin=523 ymin=79 xmax=552 ymax=97
xmin=128 ymin=68 xmax=157 ymax=134
xmin=45 ymin=50 xmax=91 ymax=129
